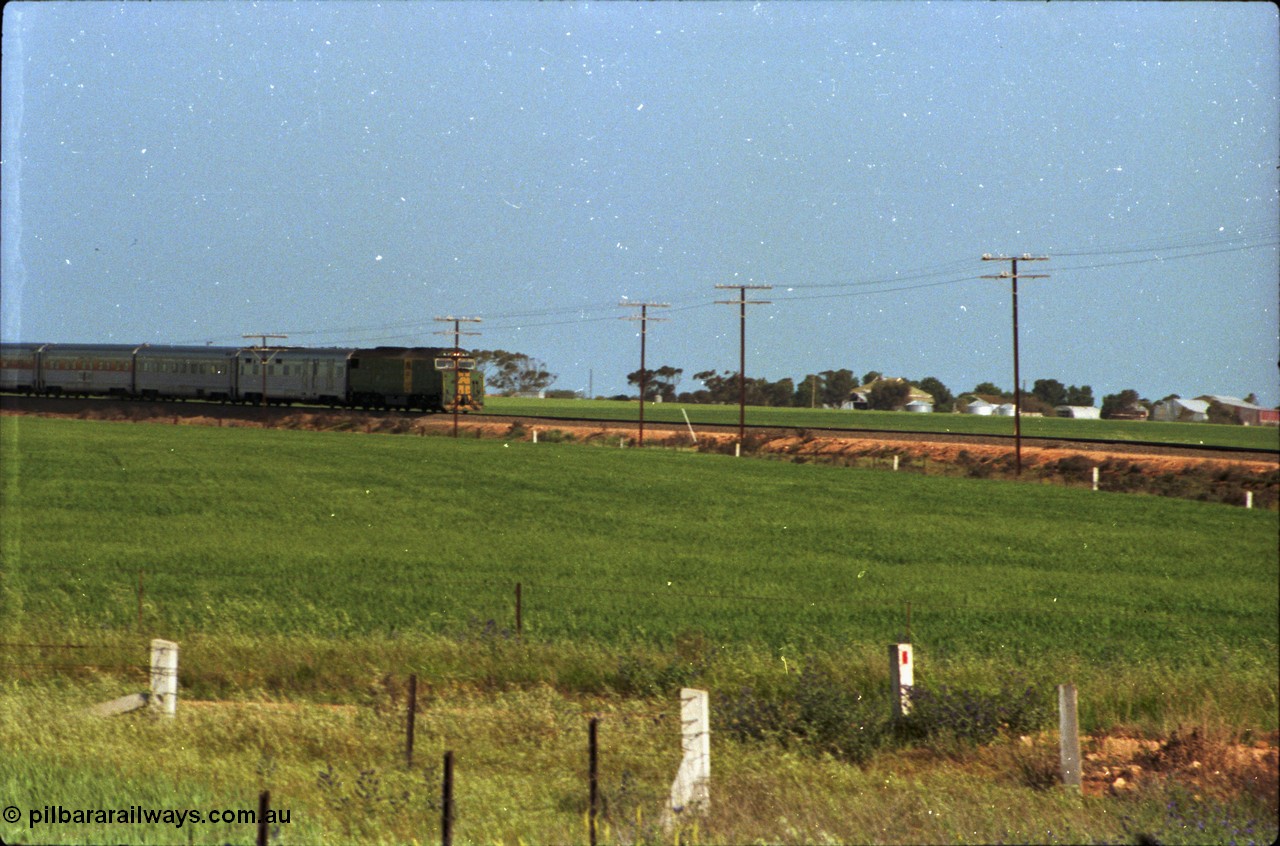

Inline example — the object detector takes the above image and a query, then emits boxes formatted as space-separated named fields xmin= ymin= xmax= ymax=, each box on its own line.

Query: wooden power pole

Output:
xmin=980 ymin=254 xmax=1049 ymax=475
xmin=714 ymin=284 xmax=772 ymax=453
xmin=620 ymin=301 xmax=669 ymax=446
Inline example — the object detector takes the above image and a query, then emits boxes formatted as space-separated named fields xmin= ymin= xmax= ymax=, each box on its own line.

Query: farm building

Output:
xmin=903 ymin=399 xmax=933 ymax=413
xmin=1151 ymin=398 xmax=1210 ymax=422
xmin=994 ymin=403 xmax=1017 ymax=417
xmin=1106 ymin=404 xmax=1149 ymax=421
xmin=1195 ymin=395 xmax=1277 ymax=426
xmin=844 ymin=378 xmax=933 ymax=411
xmin=1055 ymin=405 xmax=1101 ymax=420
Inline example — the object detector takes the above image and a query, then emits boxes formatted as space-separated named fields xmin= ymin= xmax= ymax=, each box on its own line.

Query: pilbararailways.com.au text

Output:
xmin=7 ymin=804 xmax=292 ymax=830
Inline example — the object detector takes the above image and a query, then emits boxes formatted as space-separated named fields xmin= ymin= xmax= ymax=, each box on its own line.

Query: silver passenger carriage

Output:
xmin=0 ymin=343 xmax=49 ymax=393
xmin=38 ymin=344 xmax=143 ymax=397
xmin=234 ymin=347 xmax=355 ymax=405
xmin=134 ymin=345 xmax=238 ymax=401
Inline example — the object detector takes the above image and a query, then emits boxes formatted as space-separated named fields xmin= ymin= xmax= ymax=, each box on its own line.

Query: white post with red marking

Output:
xmin=890 ymin=643 xmax=913 ymax=717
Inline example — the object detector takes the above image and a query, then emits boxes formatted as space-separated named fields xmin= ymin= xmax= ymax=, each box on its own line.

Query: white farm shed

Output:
xmin=963 ymin=399 xmax=995 ymax=415
xmin=1055 ymin=405 xmax=1102 ymax=420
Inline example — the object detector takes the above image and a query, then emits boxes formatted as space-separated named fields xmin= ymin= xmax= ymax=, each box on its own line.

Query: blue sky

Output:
xmin=3 ymin=1 xmax=1277 ymax=405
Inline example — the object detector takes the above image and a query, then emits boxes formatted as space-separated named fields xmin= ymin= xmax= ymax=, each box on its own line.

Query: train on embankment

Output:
xmin=0 ymin=343 xmax=483 ymax=412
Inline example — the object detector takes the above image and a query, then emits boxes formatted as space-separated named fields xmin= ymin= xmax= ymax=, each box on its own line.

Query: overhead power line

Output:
xmin=167 ymin=225 xmax=1276 ymax=346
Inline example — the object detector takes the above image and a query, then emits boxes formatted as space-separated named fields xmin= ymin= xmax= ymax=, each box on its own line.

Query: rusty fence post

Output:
xmin=589 ymin=718 xmax=599 ymax=846
xmin=441 ymin=751 xmax=455 ymax=846
xmin=406 ymin=674 xmax=417 ymax=768
xmin=256 ymin=790 xmax=269 ymax=846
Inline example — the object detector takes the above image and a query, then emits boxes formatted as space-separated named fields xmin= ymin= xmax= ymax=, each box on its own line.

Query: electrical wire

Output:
xmin=170 ymin=225 xmax=1276 ymax=345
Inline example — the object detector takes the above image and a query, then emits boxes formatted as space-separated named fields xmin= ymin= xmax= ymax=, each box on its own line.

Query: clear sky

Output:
xmin=3 ymin=1 xmax=1277 ymax=406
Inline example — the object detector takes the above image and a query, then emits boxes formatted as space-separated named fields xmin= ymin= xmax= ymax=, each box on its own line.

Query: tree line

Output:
xmin=474 ymin=350 xmax=1265 ymax=422
xmin=623 ymin=367 xmax=968 ymax=412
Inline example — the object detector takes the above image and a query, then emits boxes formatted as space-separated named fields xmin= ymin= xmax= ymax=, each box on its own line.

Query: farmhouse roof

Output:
xmin=1197 ymin=395 xmax=1264 ymax=410
xmin=1173 ymin=398 xmax=1211 ymax=414
xmin=853 ymin=377 xmax=934 ymax=404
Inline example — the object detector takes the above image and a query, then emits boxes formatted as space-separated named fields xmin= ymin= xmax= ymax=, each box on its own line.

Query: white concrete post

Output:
xmin=1058 ymin=683 xmax=1081 ymax=790
xmin=1092 ymin=467 xmax=1099 ymax=491
xmin=669 ymin=688 xmax=710 ymax=815
xmin=532 ymin=428 xmax=538 ymax=444
xmin=893 ymin=455 xmax=900 ymax=472
xmin=890 ymin=643 xmax=914 ymax=717
xmin=1246 ymin=491 xmax=1254 ymax=509
xmin=149 ymin=639 xmax=178 ymax=717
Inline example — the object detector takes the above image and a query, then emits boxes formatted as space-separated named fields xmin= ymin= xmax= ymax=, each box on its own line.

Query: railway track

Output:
xmin=5 ymin=394 xmax=1276 ymax=465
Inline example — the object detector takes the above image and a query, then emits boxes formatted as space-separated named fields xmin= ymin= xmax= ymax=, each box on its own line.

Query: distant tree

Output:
xmin=626 ymin=369 xmax=658 ymax=401
xmin=473 ymin=350 xmax=557 ymax=395
xmin=1019 ymin=394 xmax=1055 ymax=416
xmin=1245 ymin=392 xmax=1260 ymax=405
xmin=914 ymin=377 xmax=953 ymax=412
xmin=1066 ymin=385 xmax=1094 ymax=407
xmin=820 ymin=369 xmax=858 ymax=408
xmin=1032 ymin=379 xmax=1068 ymax=408
xmin=1101 ymin=389 xmax=1147 ymax=419
xmin=972 ymin=382 xmax=1006 ymax=399
xmin=867 ymin=379 xmax=911 ymax=410
xmin=763 ymin=377 xmax=796 ymax=407
xmin=861 ymin=370 xmax=883 ymax=387
xmin=654 ymin=366 xmax=683 ymax=401
xmin=691 ymin=370 xmax=739 ymax=405
xmin=627 ymin=365 xmax=683 ymax=401
xmin=796 ymin=374 xmax=822 ymax=408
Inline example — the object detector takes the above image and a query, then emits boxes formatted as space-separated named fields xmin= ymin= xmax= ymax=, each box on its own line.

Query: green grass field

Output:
xmin=3 ymin=415 xmax=1275 ymax=707
xmin=1 ymin=415 xmax=1276 ymax=844
xmin=483 ymin=396 xmax=1280 ymax=451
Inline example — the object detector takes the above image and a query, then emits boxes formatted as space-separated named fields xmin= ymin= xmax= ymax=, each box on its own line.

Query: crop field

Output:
xmin=2 ymin=415 xmax=1276 ymax=662
xmin=1 ymin=415 xmax=1276 ymax=844
xmin=483 ymin=396 xmax=1280 ymax=451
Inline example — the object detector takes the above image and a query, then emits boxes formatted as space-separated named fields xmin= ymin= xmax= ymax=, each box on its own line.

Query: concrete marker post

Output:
xmin=1092 ymin=466 xmax=1100 ymax=491
xmin=149 ymin=639 xmax=178 ymax=717
xmin=668 ymin=688 xmax=710 ymax=816
xmin=1058 ymin=683 xmax=1082 ymax=791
